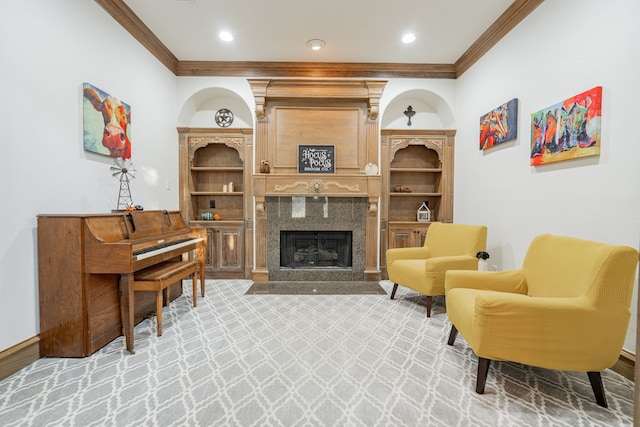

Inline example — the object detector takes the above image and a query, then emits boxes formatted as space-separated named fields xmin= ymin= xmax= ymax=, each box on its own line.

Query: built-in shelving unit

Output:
xmin=380 ymin=129 xmax=455 ymax=278
xmin=178 ymin=128 xmax=253 ymax=279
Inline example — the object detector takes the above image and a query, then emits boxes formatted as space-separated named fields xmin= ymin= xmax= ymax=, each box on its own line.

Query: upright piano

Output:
xmin=37 ymin=210 xmax=206 ymax=357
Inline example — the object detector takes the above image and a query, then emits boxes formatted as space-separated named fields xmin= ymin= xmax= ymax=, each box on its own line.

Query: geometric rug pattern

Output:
xmin=0 ymin=280 xmax=634 ymax=426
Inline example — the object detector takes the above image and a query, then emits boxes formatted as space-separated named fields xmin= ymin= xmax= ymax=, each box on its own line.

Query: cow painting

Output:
xmin=83 ymin=83 xmax=132 ymax=159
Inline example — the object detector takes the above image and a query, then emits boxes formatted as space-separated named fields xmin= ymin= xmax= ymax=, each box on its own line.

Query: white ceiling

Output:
xmin=123 ymin=0 xmax=515 ymax=64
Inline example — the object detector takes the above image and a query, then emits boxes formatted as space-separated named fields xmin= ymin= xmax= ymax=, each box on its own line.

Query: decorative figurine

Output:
xmin=364 ymin=162 xmax=378 ymax=175
xmin=260 ymin=160 xmax=270 ymax=174
xmin=417 ymin=201 xmax=431 ymax=222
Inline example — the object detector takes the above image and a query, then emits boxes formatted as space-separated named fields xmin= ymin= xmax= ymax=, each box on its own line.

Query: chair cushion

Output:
xmin=388 ymin=259 xmax=433 ymax=295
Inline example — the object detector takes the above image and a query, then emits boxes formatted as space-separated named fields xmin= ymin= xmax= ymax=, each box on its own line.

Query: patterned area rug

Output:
xmin=245 ymin=281 xmax=387 ymax=295
xmin=0 ymin=280 xmax=634 ymax=426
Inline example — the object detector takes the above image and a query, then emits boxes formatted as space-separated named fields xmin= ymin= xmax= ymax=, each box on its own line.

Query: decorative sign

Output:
xmin=298 ymin=145 xmax=335 ymax=173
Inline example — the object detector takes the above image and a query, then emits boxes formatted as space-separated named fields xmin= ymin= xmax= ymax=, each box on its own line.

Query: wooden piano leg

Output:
xmin=119 ymin=273 xmax=135 ymax=354
xmin=155 ymin=290 xmax=163 ymax=336
xmin=196 ymin=237 xmax=206 ymax=299
xmin=199 ymin=262 xmax=205 ymax=298
xmin=192 ymin=270 xmax=198 ymax=307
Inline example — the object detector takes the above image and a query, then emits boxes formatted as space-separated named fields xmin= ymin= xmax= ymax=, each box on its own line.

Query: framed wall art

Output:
xmin=530 ymin=86 xmax=602 ymax=166
xmin=83 ymin=82 xmax=132 ymax=159
xmin=479 ymin=98 xmax=518 ymax=150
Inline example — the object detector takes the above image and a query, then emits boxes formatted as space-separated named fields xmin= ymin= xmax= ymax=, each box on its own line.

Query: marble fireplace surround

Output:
xmin=266 ymin=196 xmax=366 ymax=281
xmin=252 ymin=174 xmax=381 ymax=282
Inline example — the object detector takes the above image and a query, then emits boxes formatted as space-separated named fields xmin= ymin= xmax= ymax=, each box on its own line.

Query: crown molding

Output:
xmin=455 ymin=0 xmax=544 ymax=77
xmin=176 ymin=61 xmax=456 ymax=79
xmin=94 ymin=0 xmax=178 ymax=74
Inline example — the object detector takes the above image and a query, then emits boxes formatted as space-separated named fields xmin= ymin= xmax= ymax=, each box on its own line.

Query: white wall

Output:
xmin=0 ymin=0 xmax=179 ymax=351
xmin=454 ymin=0 xmax=640 ymax=351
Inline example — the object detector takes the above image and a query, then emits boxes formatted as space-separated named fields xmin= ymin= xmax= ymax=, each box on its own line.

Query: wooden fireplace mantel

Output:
xmin=253 ymin=174 xmax=381 ymax=198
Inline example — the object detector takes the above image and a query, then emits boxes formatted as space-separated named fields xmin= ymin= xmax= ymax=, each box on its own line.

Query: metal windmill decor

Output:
xmin=110 ymin=158 xmax=136 ymax=210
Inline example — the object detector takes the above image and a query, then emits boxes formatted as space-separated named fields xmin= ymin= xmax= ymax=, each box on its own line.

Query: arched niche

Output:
xmin=177 ymin=87 xmax=253 ymax=128
xmin=381 ymin=89 xmax=455 ymax=129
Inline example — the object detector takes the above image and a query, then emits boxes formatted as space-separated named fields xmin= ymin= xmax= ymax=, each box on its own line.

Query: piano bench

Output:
xmin=133 ymin=260 xmax=199 ymax=337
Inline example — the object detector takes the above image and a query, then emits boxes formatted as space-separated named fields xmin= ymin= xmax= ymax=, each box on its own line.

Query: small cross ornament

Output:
xmin=404 ymin=105 xmax=415 ymax=126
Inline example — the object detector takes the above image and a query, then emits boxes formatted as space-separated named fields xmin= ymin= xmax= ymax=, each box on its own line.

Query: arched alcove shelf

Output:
xmin=381 ymin=89 xmax=456 ymax=130
xmin=177 ymin=87 xmax=253 ymax=129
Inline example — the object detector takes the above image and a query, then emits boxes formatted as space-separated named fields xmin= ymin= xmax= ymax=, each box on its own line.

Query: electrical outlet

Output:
xmin=209 ymin=199 xmax=216 ymax=209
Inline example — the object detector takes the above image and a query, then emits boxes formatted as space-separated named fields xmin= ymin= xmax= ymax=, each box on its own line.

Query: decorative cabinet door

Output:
xmin=204 ymin=224 xmax=245 ymax=277
xmin=388 ymin=223 xmax=429 ymax=249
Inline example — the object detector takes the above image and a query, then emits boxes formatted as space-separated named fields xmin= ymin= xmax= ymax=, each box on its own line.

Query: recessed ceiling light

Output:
xmin=402 ymin=33 xmax=416 ymax=44
xmin=219 ymin=31 xmax=233 ymax=42
xmin=307 ymin=39 xmax=325 ymax=51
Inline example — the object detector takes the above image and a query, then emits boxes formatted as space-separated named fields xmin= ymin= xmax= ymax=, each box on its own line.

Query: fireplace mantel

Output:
xmin=253 ymin=173 xmax=381 ymax=221
xmin=253 ymin=174 xmax=380 ymax=198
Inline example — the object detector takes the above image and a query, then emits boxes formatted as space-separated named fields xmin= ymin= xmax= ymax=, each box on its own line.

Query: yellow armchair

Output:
xmin=386 ymin=222 xmax=487 ymax=317
xmin=445 ymin=234 xmax=639 ymax=407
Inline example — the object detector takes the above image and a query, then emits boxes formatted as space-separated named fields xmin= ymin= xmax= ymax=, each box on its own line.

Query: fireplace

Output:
xmin=249 ymin=79 xmax=386 ymax=282
xmin=266 ymin=196 xmax=366 ymax=281
xmin=280 ymin=231 xmax=353 ymax=269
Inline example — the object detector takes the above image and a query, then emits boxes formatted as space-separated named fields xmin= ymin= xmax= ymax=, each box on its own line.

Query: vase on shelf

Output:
xmin=259 ymin=160 xmax=270 ymax=174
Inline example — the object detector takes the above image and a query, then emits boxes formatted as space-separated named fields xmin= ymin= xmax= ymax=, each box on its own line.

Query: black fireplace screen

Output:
xmin=280 ymin=230 xmax=353 ymax=268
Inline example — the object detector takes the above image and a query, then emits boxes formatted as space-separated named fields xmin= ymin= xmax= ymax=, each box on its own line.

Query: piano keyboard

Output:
xmin=134 ymin=237 xmax=205 ymax=261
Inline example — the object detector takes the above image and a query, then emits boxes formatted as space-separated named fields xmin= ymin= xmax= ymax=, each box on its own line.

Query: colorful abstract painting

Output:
xmin=479 ymin=98 xmax=518 ymax=150
xmin=530 ymin=86 xmax=601 ymax=166
xmin=82 ymin=83 xmax=132 ymax=159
